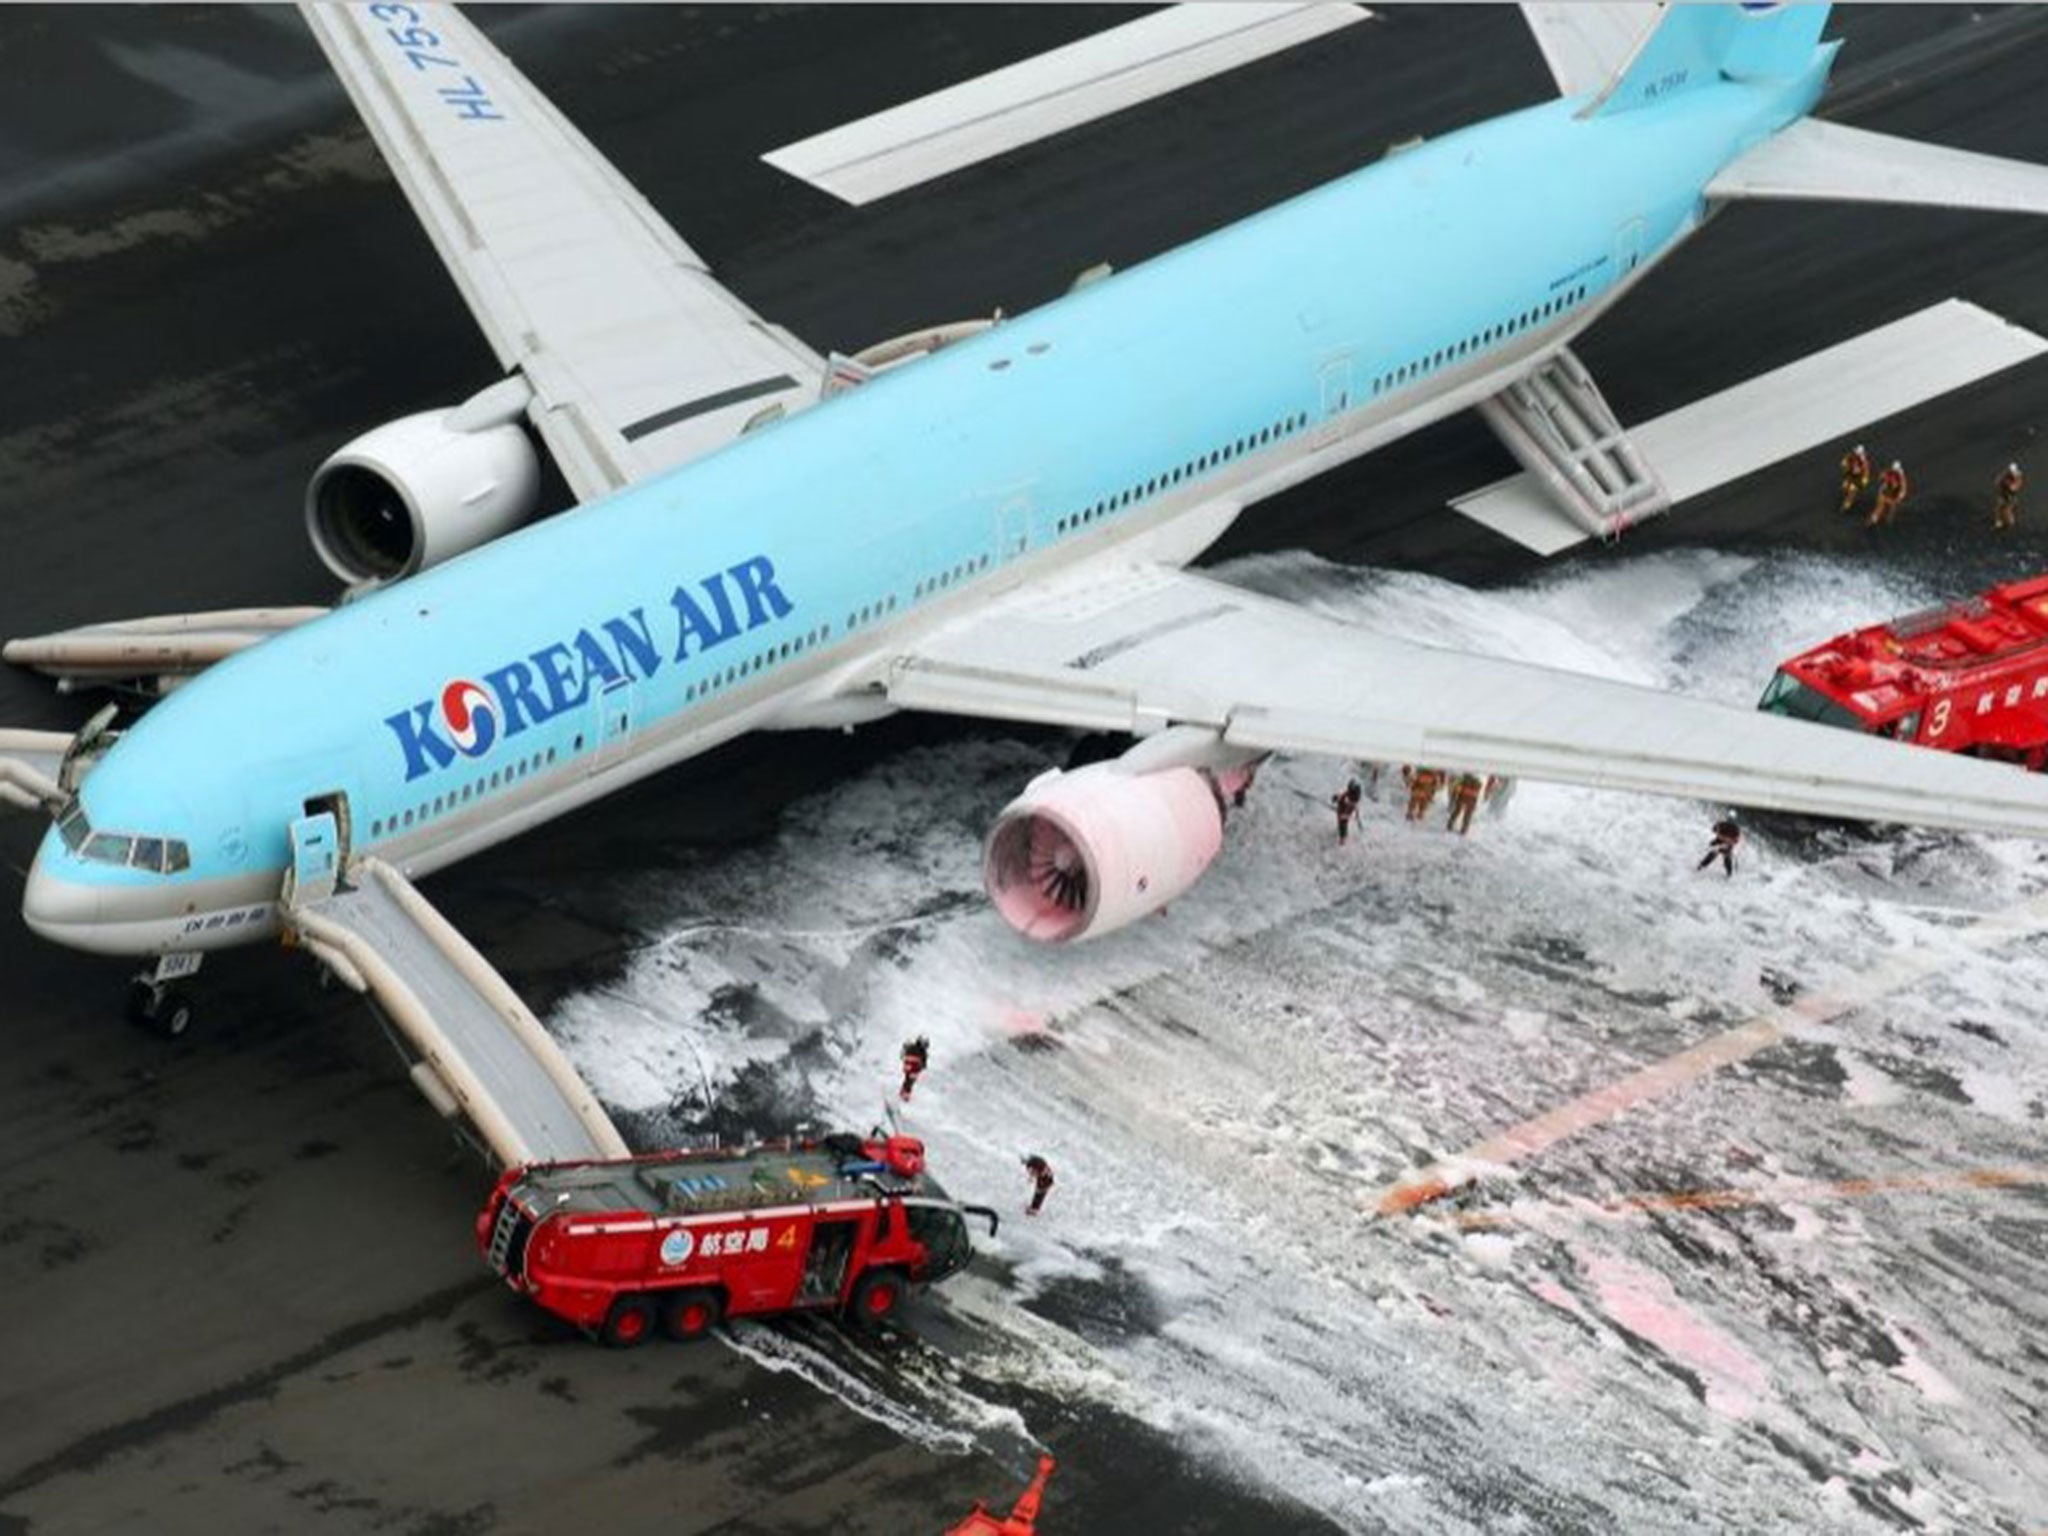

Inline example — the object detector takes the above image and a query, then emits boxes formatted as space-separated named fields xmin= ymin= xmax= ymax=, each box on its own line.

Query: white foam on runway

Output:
xmin=550 ymin=548 xmax=2048 ymax=1533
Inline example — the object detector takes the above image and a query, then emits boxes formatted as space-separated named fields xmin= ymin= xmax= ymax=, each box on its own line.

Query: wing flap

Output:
xmin=300 ymin=4 xmax=823 ymax=501
xmin=1707 ymin=118 xmax=2048 ymax=216
xmin=886 ymin=562 xmax=2048 ymax=838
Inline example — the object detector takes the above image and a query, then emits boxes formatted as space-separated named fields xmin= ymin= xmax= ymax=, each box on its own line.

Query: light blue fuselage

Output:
xmin=25 ymin=67 xmax=1821 ymax=954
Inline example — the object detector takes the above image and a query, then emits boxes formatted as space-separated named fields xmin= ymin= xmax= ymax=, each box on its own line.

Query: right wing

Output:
xmin=300 ymin=4 xmax=825 ymax=502
xmin=3 ymin=607 xmax=329 ymax=697
xmin=879 ymin=559 xmax=2048 ymax=838
xmin=0 ymin=729 xmax=67 ymax=813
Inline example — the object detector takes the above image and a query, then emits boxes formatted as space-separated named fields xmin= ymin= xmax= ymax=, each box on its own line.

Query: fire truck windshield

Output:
xmin=1757 ymin=670 xmax=1870 ymax=732
xmin=905 ymin=1201 xmax=971 ymax=1281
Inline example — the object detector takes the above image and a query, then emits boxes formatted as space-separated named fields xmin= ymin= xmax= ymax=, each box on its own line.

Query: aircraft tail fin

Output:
xmin=1586 ymin=3 xmax=1833 ymax=118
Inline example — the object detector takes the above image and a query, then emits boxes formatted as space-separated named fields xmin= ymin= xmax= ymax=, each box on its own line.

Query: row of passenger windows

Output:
xmin=1372 ymin=284 xmax=1589 ymax=396
xmin=915 ymin=552 xmax=991 ymax=600
xmin=1054 ymin=411 xmax=1311 ymax=536
xmin=686 ymin=623 xmax=833 ymax=701
xmin=57 ymin=804 xmax=190 ymax=873
xmin=371 ymin=746 xmax=558 ymax=840
xmin=848 ymin=595 xmax=898 ymax=630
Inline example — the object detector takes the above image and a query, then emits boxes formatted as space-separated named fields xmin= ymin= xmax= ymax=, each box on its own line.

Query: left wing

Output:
xmin=300 ymin=4 xmax=824 ymax=502
xmin=873 ymin=560 xmax=2048 ymax=837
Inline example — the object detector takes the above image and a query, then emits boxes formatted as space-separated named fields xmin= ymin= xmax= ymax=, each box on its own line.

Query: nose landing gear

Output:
xmin=127 ymin=951 xmax=202 ymax=1039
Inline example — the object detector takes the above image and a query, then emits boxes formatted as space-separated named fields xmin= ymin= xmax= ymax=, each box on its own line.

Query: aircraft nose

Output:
xmin=22 ymin=845 xmax=100 ymax=941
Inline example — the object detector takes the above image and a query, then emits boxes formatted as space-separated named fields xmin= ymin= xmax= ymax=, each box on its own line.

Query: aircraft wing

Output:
xmin=0 ymin=730 xmax=68 ymax=813
xmin=1707 ymin=118 xmax=2048 ymax=218
xmin=876 ymin=559 xmax=2048 ymax=837
xmin=1518 ymin=3 xmax=1658 ymax=99
xmin=300 ymin=3 xmax=824 ymax=502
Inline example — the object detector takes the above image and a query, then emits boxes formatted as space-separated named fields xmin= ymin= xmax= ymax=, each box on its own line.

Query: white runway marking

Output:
xmin=1373 ymin=885 xmax=2048 ymax=1214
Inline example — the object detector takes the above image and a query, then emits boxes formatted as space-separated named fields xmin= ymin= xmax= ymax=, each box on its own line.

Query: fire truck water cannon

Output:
xmin=983 ymin=762 xmax=1227 ymax=943
xmin=476 ymin=1133 xmax=999 ymax=1347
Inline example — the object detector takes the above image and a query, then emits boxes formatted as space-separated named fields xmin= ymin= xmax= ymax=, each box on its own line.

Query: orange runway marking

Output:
xmin=1370 ymin=890 xmax=2048 ymax=1219
xmin=1444 ymin=1166 xmax=2048 ymax=1232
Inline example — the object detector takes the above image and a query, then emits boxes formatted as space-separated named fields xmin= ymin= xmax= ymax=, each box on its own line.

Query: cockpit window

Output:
xmin=58 ymin=804 xmax=90 ymax=852
xmin=55 ymin=800 xmax=187 ymax=873
xmin=82 ymin=831 xmax=135 ymax=865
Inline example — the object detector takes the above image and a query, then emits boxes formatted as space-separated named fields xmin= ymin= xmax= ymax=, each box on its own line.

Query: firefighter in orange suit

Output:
xmin=899 ymin=1035 xmax=930 ymax=1101
xmin=1994 ymin=462 xmax=2024 ymax=530
xmin=1868 ymin=460 xmax=1909 ymax=527
xmin=1838 ymin=443 xmax=1871 ymax=515
xmin=1405 ymin=767 xmax=1443 ymax=823
xmin=1446 ymin=773 xmax=1484 ymax=835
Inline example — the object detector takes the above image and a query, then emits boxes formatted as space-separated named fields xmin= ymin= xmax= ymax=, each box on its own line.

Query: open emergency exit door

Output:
xmin=285 ymin=811 xmax=340 ymax=907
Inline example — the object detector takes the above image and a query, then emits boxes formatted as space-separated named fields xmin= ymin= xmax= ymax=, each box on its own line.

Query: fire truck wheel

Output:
xmin=660 ymin=1288 xmax=723 ymax=1342
xmin=600 ymin=1294 xmax=657 ymax=1348
xmin=849 ymin=1268 xmax=905 ymax=1328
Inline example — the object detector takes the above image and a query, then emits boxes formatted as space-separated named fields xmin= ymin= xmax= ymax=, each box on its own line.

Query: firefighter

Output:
xmin=899 ymin=1035 xmax=930 ymax=1102
xmin=1482 ymin=773 xmax=1515 ymax=818
xmin=1838 ymin=443 xmax=1871 ymax=516
xmin=1331 ymin=778 xmax=1363 ymax=844
xmin=1022 ymin=1154 xmax=1055 ymax=1215
xmin=1696 ymin=815 xmax=1741 ymax=877
xmin=1446 ymin=772 xmax=1484 ymax=835
xmin=1994 ymin=462 xmax=2024 ymax=531
xmin=1405 ymin=766 xmax=1443 ymax=823
xmin=1867 ymin=460 xmax=1909 ymax=527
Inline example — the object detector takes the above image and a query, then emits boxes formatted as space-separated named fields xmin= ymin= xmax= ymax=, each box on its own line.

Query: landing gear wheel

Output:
xmin=153 ymin=988 xmax=194 ymax=1040
xmin=126 ymin=981 xmax=193 ymax=1039
xmin=600 ymin=1294 xmax=656 ymax=1348
xmin=660 ymin=1288 xmax=723 ymax=1342
xmin=849 ymin=1269 xmax=905 ymax=1329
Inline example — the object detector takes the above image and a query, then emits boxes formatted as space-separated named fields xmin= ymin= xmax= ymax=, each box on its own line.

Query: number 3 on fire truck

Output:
xmin=1929 ymin=699 xmax=1951 ymax=737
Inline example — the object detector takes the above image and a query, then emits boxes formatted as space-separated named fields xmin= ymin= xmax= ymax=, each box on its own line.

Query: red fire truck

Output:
xmin=477 ymin=1132 xmax=999 ymax=1346
xmin=1758 ymin=572 xmax=2048 ymax=767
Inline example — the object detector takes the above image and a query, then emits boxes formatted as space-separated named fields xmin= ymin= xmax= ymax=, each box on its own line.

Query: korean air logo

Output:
xmin=440 ymin=678 xmax=498 ymax=758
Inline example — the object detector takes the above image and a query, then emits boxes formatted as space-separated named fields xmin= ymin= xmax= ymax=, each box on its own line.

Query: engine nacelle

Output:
xmin=306 ymin=409 xmax=541 ymax=584
xmin=983 ymin=764 xmax=1224 ymax=943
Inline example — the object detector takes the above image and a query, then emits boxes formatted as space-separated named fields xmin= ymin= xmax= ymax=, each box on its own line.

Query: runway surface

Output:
xmin=3 ymin=7 xmax=2048 ymax=1533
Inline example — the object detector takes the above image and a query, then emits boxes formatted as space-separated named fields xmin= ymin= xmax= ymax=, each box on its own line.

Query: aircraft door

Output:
xmin=285 ymin=811 xmax=340 ymax=907
xmin=1613 ymin=218 xmax=1645 ymax=283
xmin=589 ymin=676 xmax=636 ymax=775
xmin=996 ymin=493 xmax=1032 ymax=562
xmin=301 ymin=791 xmax=352 ymax=882
xmin=1315 ymin=353 xmax=1353 ymax=447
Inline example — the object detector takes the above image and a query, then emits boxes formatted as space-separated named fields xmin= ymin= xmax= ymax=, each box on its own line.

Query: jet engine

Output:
xmin=982 ymin=763 xmax=1225 ymax=943
xmin=306 ymin=405 xmax=541 ymax=584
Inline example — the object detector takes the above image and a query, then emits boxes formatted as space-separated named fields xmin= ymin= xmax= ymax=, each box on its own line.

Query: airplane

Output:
xmin=9 ymin=1 xmax=2048 ymax=1049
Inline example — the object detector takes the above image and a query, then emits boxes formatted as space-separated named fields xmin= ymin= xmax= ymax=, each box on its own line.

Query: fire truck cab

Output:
xmin=1759 ymin=572 xmax=2048 ymax=769
xmin=477 ymin=1132 xmax=998 ymax=1346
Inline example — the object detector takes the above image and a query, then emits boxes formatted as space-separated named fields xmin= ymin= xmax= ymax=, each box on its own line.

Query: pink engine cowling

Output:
xmin=982 ymin=765 xmax=1225 ymax=942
